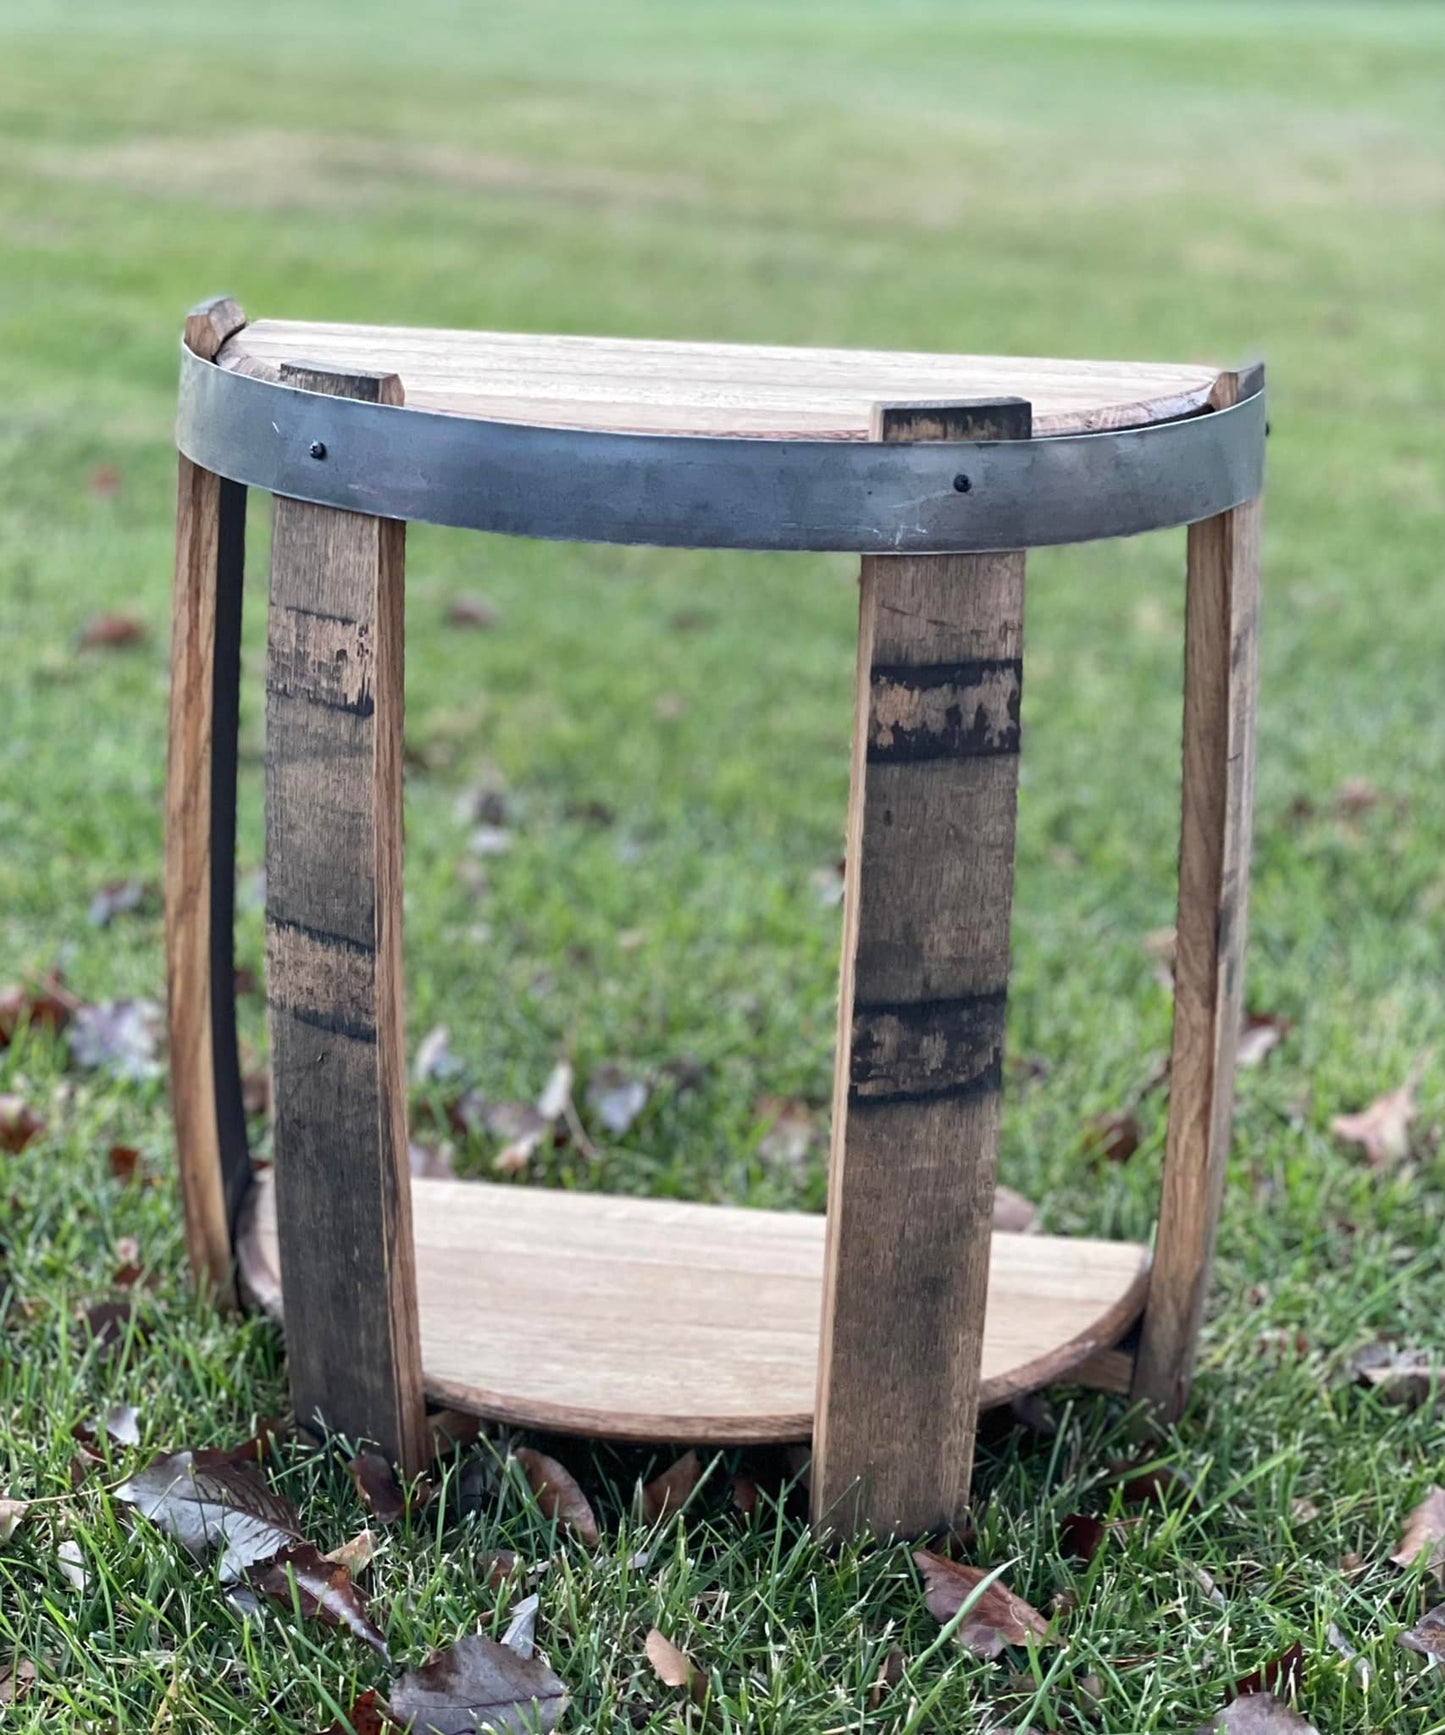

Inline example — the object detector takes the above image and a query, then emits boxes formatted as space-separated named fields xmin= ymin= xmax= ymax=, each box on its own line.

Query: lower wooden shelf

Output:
xmin=239 ymin=1172 xmax=1149 ymax=1443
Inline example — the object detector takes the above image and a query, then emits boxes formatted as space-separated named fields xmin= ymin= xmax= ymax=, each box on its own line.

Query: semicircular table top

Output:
xmin=216 ymin=320 xmax=1223 ymax=440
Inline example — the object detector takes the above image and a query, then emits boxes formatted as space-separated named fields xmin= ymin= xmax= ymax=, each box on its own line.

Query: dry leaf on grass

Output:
xmin=413 ymin=1024 xmax=461 ymax=1084
xmin=315 ymin=1688 xmax=389 ymax=1735
xmin=586 ymin=1065 xmax=649 ymax=1136
xmin=1332 ymin=1073 xmax=1420 ymax=1169
xmin=641 ymin=1450 xmax=702 ymax=1524
xmin=536 ymin=1060 xmax=574 ymax=1123
xmin=513 ymin=1448 xmax=600 ymax=1545
xmin=1229 ymin=1642 xmax=1304 ymax=1700
xmin=68 ymin=998 xmax=162 ymax=1081
xmin=730 ymin=1474 xmax=759 ymax=1518
xmin=74 ymin=1403 xmax=140 ymax=1450
xmin=1392 ymin=1485 xmax=1445 ymax=1581
xmin=390 ymin=1633 xmax=566 ymax=1735
xmin=447 ymin=593 xmax=502 ymax=630
xmin=0 ymin=1096 xmax=44 ymax=1154
xmin=912 ymin=1550 xmax=1051 ymax=1659
xmin=1237 ymin=1013 xmax=1292 ymax=1068
xmin=645 ymin=1628 xmax=706 ymax=1704
xmin=1059 ymin=1512 xmax=1108 ymax=1564
xmin=325 ymin=1529 xmax=377 ymax=1576
xmin=501 ymin=1592 xmax=539 ymax=1659
xmin=251 ymin=1542 xmax=389 ymax=1659
xmin=1109 ymin=1456 xmax=1199 ymax=1506
xmin=79 ymin=612 xmax=147 ymax=650
xmin=0 ymin=973 xmax=78 ymax=1045
xmin=1348 ymin=1342 xmax=1441 ymax=1409
xmin=87 ymin=878 xmax=148 ymax=927
xmin=0 ymin=1497 xmax=29 ymax=1541
xmin=56 ymin=1539 xmax=88 ymax=1591
xmin=1197 ymin=1694 xmax=1320 ymax=1734
xmin=1083 ymin=1111 xmax=1141 ymax=1165
xmin=79 ymin=1298 xmax=149 ymax=1360
xmin=117 ymin=1448 xmax=301 ymax=1580
xmin=868 ymin=1645 xmax=905 ymax=1709
xmin=0 ymin=1657 xmax=38 ymax=1706
xmin=1398 ymin=1602 xmax=1445 ymax=1660
xmin=409 ymin=1139 xmax=457 ymax=1180
xmin=350 ymin=1450 xmax=425 ymax=1524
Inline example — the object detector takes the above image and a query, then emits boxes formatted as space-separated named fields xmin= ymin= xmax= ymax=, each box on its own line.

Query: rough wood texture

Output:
xmin=239 ymin=1170 xmax=1151 ymax=1442
xmin=1133 ymin=366 xmax=1263 ymax=1419
xmin=167 ymin=295 xmax=251 ymax=1303
xmin=265 ymin=361 xmax=427 ymax=1475
xmin=217 ymin=320 xmax=1219 ymax=438
xmin=812 ymin=399 xmax=1031 ymax=1538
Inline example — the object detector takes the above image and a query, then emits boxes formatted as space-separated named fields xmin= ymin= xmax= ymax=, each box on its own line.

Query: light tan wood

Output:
xmin=812 ymin=400 xmax=1030 ymax=1538
xmin=239 ymin=1170 xmax=1150 ymax=1442
xmin=216 ymin=320 xmax=1220 ymax=439
xmin=167 ymin=296 xmax=249 ymax=1303
xmin=265 ymin=362 xmax=427 ymax=1475
xmin=1133 ymin=365 xmax=1263 ymax=1419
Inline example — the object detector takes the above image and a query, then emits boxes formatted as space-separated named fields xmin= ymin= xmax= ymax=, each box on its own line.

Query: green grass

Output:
xmin=3 ymin=1 xmax=1445 ymax=1727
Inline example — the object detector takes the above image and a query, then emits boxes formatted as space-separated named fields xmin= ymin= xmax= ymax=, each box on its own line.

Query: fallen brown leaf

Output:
xmin=315 ymin=1687 xmax=390 ymax=1735
xmin=251 ymin=1542 xmax=389 ymax=1658
xmin=730 ymin=1474 xmax=759 ymax=1519
xmin=87 ymin=878 xmax=148 ymax=927
xmin=756 ymin=1096 xmax=819 ymax=1168
xmin=912 ymin=1550 xmax=1051 ymax=1659
xmin=1392 ymin=1485 xmax=1445 ymax=1581
xmin=349 ymin=1450 xmax=423 ymax=1524
xmin=868 ymin=1644 xmax=905 ymax=1710
xmin=413 ymin=1024 xmax=461 ymax=1085
xmin=0 ymin=1096 xmax=44 ymax=1154
xmin=116 ymin=1447 xmax=301 ymax=1579
xmin=1229 ymin=1641 xmax=1304 ymax=1701
xmin=1059 ymin=1512 xmax=1107 ymax=1563
xmin=78 ymin=1298 xmax=148 ymax=1360
xmin=478 ymin=1549 xmax=519 ymax=1589
xmin=1332 ymin=1073 xmax=1420 ymax=1169
xmin=325 ymin=1528 xmax=377 ymax=1576
xmin=586 ymin=1065 xmax=649 ymax=1137
xmin=1398 ymin=1602 xmax=1445 ymax=1660
xmin=1109 ymin=1456 xmax=1199 ymax=1506
xmin=1197 ymin=1694 xmax=1319 ymax=1733
xmin=0 ymin=972 xmax=78 ymax=1045
xmin=514 ymin=1447 xmax=600 ymax=1545
xmin=1237 ymin=1013 xmax=1292 ymax=1069
xmin=1348 ymin=1341 xmax=1440 ymax=1409
xmin=641 ymin=1450 xmax=702 ymax=1524
xmin=447 ymin=593 xmax=502 ymax=630
xmin=390 ymin=1633 xmax=567 ymax=1735
xmin=1084 ymin=1111 xmax=1141 ymax=1165
xmin=68 ymin=998 xmax=162 ymax=1080
xmin=644 ymin=1627 xmax=706 ymax=1704
xmin=408 ymin=1136 xmax=457 ymax=1181
xmin=0 ymin=1656 xmax=37 ymax=1706
xmin=107 ymin=1143 xmax=143 ymax=1183
xmin=0 ymin=1497 xmax=29 ymax=1541
xmin=79 ymin=612 xmax=147 ymax=650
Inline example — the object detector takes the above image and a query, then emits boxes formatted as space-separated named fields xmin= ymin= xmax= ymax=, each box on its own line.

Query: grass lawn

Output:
xmin=3 ymin=1 xmax=1445 ymax=1727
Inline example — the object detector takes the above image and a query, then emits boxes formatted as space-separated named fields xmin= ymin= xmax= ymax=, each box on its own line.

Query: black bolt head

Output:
xmin=309 ymin=440 xmax=327 ymax=460
xmin=953 ymin=473 xmax=971 ymax=494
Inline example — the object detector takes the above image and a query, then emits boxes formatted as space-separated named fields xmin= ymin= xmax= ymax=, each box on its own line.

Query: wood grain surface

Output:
xmin=1133 ymin=365 xmax=1263 ymax=1419
xmin=811 ymin=399 xmax=1031 ymax=1538
xmin=239 ymin=1171 xmax=1150 ymax=1443
xmin=166 ymin=295 xmax=252 ymax=1303
xmin=217 ymin=320 xmax=1219 ymax=438
xmin=264 ymin=361 xmax=427 ymax=1474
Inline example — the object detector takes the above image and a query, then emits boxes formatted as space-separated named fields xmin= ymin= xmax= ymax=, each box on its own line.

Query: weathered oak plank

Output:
xmin=265 ymin=361 xmax=427 ymax=1474
xmin=1132 ymin=366 xmax=1263 ymax=1419
xmin=167 ymin=294 xmax=251 ymax=1303
xmin=813 ymin=399 xmax=1031 ymax=1538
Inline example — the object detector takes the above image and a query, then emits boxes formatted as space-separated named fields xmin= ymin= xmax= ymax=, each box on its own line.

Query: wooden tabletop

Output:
xmin=217 ymin=320 xmax=1222 ymax=440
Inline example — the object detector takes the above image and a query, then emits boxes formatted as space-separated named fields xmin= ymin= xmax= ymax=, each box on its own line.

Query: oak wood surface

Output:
xmin=1132 ymin=366 xmax=1263 ymax=1418
xmin=167 ymin=295 xmax=251 ymax=1302
xmin=265 ymin=361 xmax=427 ymax=1474
xmin=811 ymin=400 xmax=1031 ymax=1537
xmin=217 ymin=320 xmax=1220 ymax=438
xmin=239 ymin=1171 xmax=1150 ymax=1443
